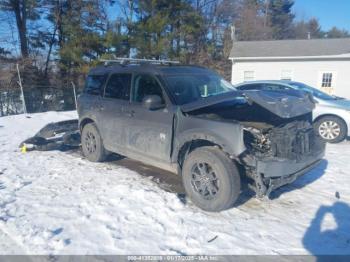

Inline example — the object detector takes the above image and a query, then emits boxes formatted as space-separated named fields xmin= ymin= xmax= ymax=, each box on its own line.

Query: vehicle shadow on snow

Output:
xmin=64 ymin=147 xmax=328 ymax=209
xmin=105 ymin=153 xmax=186 ymax=194
xmin=303 ymin=201 xmax=350 ymax=258
xmin=42 ymin=146 xmax=187 ymax=199
xmin=268 ymin=159 xmax=328 ymax=200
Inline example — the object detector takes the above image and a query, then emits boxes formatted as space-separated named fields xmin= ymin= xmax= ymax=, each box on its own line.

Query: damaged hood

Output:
xmin=181 ymin=89 xmax=315 ymax=118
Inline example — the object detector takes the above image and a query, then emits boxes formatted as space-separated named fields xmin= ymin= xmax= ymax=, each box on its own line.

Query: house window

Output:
xmin=321 ymin=73 xmax=333 ymax=88
xmin=243 ymin=71 xmax=254 ymax=81
xmin=281 ymin=70 xmax=292 ymax=81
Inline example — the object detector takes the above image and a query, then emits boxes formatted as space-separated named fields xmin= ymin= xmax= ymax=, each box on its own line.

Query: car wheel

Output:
xmin=182 ymin=146 xmax=241 ymax=212
xmin=81 ymin=123 xmax=107 ymax=162
xmin=315 ymin=116 xmax=347 ymax=143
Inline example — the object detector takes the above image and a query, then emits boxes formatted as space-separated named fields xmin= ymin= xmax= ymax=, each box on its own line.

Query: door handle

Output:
xmin=127 ymin=110 xmax=135 ymax=117
xmin=98 ymin=105 xmax=105 ymax=111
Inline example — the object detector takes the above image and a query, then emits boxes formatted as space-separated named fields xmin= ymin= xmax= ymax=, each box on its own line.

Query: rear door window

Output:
xmin=239 ymin=84 xmax=263 ymax=90
xmin=263 ymin=84 xmax=290 ymax=91
xmin=84 ymin=75 xmax=106 ymax=95
xmin=104 ymin=74 xmax=132 ymax=100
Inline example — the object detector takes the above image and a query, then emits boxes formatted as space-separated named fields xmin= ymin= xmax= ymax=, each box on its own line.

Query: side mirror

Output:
xmin=142 ymin=95 xmax=165 ymax=110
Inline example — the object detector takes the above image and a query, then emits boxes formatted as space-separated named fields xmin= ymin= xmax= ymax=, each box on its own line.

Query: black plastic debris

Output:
xmin=19 ymin=119 xmax=80 ymax=151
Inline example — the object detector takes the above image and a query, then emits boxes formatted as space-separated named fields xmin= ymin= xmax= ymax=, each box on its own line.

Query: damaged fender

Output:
xmin=172 ymin=110 xmax=246 ymax=165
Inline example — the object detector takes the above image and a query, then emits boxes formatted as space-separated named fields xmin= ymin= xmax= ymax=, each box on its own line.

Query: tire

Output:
xmin=314 ymin=116 xmax=347 ymax=143
xmin=81 ymin=123 xmax=107 ymax=162
xmin=182 ymin=146 xmax=241 ymax=212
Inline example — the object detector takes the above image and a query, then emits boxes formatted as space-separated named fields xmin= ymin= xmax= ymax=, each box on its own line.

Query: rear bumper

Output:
xmin=345 ymin=117 xmax=350 ymax=136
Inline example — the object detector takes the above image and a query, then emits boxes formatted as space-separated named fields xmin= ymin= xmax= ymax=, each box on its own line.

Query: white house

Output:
xmin=229 ymin=38 xmax=350 ymax=99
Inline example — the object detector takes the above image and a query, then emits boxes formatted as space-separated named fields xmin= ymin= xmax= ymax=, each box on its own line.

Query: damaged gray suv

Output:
xmin=78 ymin=59 xmax=325 ymax=212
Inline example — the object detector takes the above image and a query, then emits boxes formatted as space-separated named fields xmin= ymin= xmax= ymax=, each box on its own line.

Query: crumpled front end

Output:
xmin=241 ymin=120 xmax=326 ymax=197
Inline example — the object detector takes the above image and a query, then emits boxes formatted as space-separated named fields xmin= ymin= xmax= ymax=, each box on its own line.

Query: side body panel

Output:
xmin=78 ymin=93 xmax=103 ymax=129
xmin=172 ymin=111 xmax=246 ymax=164
xmin=97 ymin=98 xmax=130 ymax=152
xmin=125 ymin=104 xmax=175 ymax=162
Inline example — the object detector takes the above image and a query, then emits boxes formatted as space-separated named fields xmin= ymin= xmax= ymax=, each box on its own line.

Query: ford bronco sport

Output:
xmin=77 ymin=58 xmax=325 ymax=212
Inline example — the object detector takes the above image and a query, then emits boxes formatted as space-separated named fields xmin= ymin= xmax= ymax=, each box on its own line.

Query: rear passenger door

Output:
xmin=98 ymin=73 xmax=132 ymax=153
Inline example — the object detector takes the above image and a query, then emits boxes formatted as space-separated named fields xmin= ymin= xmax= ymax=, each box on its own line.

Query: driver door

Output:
xmin=125 ymin=74 xmax=174 ymax=162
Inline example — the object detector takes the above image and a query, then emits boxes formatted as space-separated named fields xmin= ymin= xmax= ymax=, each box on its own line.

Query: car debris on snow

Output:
xmin=19 ymin=119 xmax=80 ymax=151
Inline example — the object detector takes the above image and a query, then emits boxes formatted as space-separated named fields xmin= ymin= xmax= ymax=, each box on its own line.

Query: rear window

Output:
xmin=104 ymin=74 xmax=132 ymax=100
xmin=84 ymin=75 xmax=106 ymax=95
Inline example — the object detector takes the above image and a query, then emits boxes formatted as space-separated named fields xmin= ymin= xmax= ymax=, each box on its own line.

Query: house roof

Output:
xmin=229 ymin=38 xmax=350 ymax=59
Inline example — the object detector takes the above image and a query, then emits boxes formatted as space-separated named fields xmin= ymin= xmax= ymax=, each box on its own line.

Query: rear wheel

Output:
xmin=81 ymin=123 xmax=107 ymax=162
xmin=182 ymin=146 xmax=241 ymax=212
xmin=315 ymin=116 xmax=347 ymax=143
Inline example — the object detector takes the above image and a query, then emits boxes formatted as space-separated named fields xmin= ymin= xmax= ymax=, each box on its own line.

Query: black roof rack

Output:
xmin=100 ymin=58 xmax=180 ymax=66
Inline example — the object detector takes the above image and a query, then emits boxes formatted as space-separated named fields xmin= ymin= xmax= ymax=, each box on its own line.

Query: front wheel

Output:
xmin=182 ymin=146 xmax=241 ymax=212
xmin=315 ymin=116 xmax=347 ymax=143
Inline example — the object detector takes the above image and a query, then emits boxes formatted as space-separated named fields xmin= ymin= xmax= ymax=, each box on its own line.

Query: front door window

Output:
xmin=132 ymin=74 xmax=165 ymax=104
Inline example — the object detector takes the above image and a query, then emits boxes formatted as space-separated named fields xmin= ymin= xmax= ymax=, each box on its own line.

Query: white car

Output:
xmin=236 ymin=80 xmax=350 ymax=143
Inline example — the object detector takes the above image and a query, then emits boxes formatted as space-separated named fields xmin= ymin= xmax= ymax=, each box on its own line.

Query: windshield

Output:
xmin=289 ymin=82 xmax=336 ymax=101
xmin=163 ymin=74 xmax=236 ymax=105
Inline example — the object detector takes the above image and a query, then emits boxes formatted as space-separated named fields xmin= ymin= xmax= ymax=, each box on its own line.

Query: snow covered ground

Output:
xmin=0 ymin=111 xmax=349 ymax=255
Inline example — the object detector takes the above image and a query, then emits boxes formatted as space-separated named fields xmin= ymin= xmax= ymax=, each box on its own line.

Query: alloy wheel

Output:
xmin=85 ymin=131 xmax=97 ymax=154
xmin=318 ymin=120 xmax=341 ymax=140
xmin=190 ymin=162 xmax=220 ymax=200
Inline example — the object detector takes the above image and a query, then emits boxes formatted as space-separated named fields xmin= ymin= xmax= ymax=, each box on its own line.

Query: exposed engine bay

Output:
xmin=185 ymin=96 xmax=322 ymax=161
xmin=185 ymin=96 xmax=325 ymax=197
xmin=242 ymin=120 xmax=321 ymax=161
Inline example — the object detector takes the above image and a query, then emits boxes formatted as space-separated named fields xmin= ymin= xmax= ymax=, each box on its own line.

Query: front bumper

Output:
xmin=263 ymin=157 xmax=323 ymax=196
xmin=243 ymin=147 xmax=325 ymax=197
xmin=256 ymin=150 xmax=325 ymax=178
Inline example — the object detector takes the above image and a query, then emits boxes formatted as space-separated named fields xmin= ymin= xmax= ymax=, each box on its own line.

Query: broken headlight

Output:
xmin=243 ymin=127 xmax=272 ymax=155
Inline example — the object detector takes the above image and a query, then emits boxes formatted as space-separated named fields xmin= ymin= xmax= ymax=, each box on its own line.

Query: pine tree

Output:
xmin=132 ymin=0 xmax=202 ymax=60
xmin=268 ymin=0 xmax=295 ymax=39
xmin=43 ymin=0 xmax=107 ymax=81
xmin=0 ymin=0 xmax=40 ymax=57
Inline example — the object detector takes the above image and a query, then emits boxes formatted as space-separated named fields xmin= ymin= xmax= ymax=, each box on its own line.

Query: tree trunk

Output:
xmin=12 ymin=0 xmax=29 ymax=57
xmin=44 ymin=23 xmax=58 ymax=78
